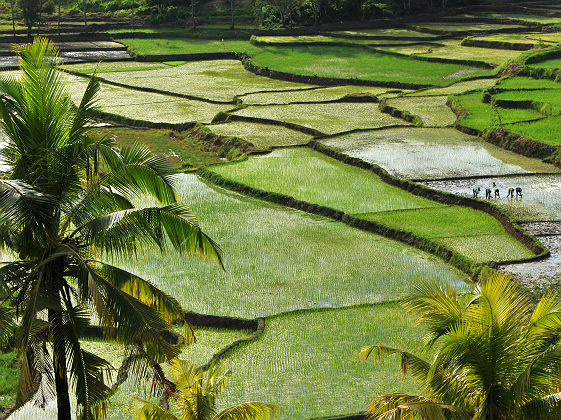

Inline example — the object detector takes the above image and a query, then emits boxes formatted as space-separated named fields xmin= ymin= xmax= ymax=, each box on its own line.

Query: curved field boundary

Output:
xmin=126 ymin=52 xmax=440 ymax=90
xmin=93 ymin=109 xmax=196 ymax=130
xmin=461 ymin=37 xmax=536 ymax=51
xmin=446 ymin=96 xmax=561 ymax=165
xmin=313 ymin=124 xmax=414 ymax=140
xmin=309 ymin=141 xmax=548 ymax=260
xmin=324 ymin=31 xmax=443 ymax=42
xmin=239 ymin=54 xmax=435 ymax=90
xmin=59 ymin=68 xmax=234 ymax=105
xmin=404 ymin=24 xmax=540 ymax=37
xmin=196 ymin=165 xmax=478 ymax=274
xmin=212 ymin=112 xmax=325 ymax=136
xmin=411 ymin=171 xmax=558 ymax=183
xmin=378 ymin=99 xmax=423 ymax=126
xmin=198 ymin=153 xmax=545 ymax=279
xmin=368 ymin=46 xmax=494 ymax=69
xmin=239 ymin=93 xmax=379 ymax=106
xmin=200 ymin=318 xmax=265 ymax=371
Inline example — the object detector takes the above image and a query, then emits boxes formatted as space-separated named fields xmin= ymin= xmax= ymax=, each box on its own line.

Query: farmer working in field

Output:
xmin=516 ymin=187 xmax=522 ymax=197
xmin=507 ymin=187 xmax=514 ymax=198
xmin=473 ymin=186 xmax=481 ymax=198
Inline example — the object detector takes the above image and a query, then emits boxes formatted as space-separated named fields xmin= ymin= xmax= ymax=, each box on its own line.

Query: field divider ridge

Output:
xmin=378 ymin=99 xmax=424 ymax=126
xmin=309 ymin=141 xmax=549 ymax=265
xmin=59 ymin=67 xmax=234 ymax=105
xmin=197 ymin=162 xmax=489 ymax=280
xmin=212 ymin=112 xmax=326 ymax=136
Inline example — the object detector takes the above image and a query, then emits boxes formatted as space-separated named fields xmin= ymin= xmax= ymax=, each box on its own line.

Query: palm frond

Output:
xmin=213 ymin=402 xmax=279 ymax=420
xmin=361 ymin=345 xmax=431 ymax=382
xmin=74 ymin=205 xmax=223 ymax=267
xmin=133 ymin=397 xmax=179 ymax=420
xmin=402 ymin=279 xmax=463 ymax=347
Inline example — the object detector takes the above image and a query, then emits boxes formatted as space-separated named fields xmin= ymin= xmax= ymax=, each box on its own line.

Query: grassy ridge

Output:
xmin=251 ymin=46 xmax=492 ymax=86
xmin=210 ymin=148 xmax=535 ymax=262
xmin=109 ymin=174 xmax=467 ymax=318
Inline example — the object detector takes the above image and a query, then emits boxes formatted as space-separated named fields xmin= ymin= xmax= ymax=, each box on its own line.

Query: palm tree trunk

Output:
xmin=10 ymin=0 xmax=15 ymax=37
xmin=49 ymin=309 xmax=71 ymax=420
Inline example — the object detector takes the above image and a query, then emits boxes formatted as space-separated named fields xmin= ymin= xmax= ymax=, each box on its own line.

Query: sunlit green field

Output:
xmin=240 ymin=85 xmax=393 ymax=104
xmin=219 ymin=304 xmax=428 ymax=419
xmin=208 ymin=121 xmax=312 ymax=148
xmin=83 ymin=60 xmax=314 ymax=102
xmin=231 ymin=102 xmax=404 ymax=134
xmin=109 ymin=174 xmax=468 ymax=318
xmin=61 ymin=73 xmax=230 ymax=123
xmin=209 ymin=148 xmax=535 ymax=262
xmin=250 ymin=46 xmax=492 ymax=86
xmin=386 ymin=95 xmax=457 ymax=126
xmin=378 ymin=39 xmax=521 ymax=65
xmin=451 ymin=91 xmax=544 ymax=131
xmin=410 ymin=22 xmax=528 ymax=33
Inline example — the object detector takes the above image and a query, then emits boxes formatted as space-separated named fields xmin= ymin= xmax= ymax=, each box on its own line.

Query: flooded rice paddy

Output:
xmin=322 ymin=127 xmax=559 ymax=179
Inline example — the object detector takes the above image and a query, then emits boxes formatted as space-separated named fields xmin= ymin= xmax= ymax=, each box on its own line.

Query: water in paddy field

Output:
xmin=322 ymin=127 xmax=559 ymax=180
xmin=424 ymin=174 xmax=561 ymax=291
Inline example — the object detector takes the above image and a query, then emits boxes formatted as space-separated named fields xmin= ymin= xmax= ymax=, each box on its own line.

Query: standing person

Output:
xmin=493 ymin=182 xmax=500 ymax=198
xmin=486 ymin=188 xmax=492 ymax=199
xmin=507 ymin=187 xmax=514 ymax=198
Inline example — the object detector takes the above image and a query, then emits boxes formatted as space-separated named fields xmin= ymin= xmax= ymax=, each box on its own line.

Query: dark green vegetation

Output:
xmin=0 ymin=38 xmax=221 ymax=419
xmin=209 ymin=148 xmax=536 ymax=263
xmin=0 ymin=351 xmax=18 ymax=411
xmin=363 ymin=273 xmax=561 ymax=419
xmin=93 ymin=126 xmax=250 ymax=169
xmin=4 ymin=4 xmax=561 ymax=420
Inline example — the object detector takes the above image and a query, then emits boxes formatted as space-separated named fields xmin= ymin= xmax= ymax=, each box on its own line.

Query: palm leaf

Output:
xmin=214 ymin=402 xmax=279 ymax=420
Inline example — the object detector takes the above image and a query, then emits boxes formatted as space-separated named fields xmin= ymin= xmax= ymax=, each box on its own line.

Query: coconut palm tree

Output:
xmin=361 ymin=273 xmax=561 ymax=420
xmin=0 ymin=38 xmax=223 ymax=420
xmin=135 ymin=359 xmax=279 ymax=420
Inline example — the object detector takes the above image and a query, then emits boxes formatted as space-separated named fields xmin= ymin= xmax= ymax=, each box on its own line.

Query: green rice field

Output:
xmin=85 ymin=60 xmax=314 ymax=102
xmin=7 ymin=14 xmax=561 ymax=420
xmin=451 ymin=91 xmax=544 ymax=131
xmin=379 ymin=39 xmax=521 ymax=65
xmin=240 ymin=85 xmax=393 ymax=104
xmin=219 ymin=304 xmax=427 ymax=419
xmin=209 ymin=148 xmax=535 ymax=262
xmin=321 ymin=127 xmax=558 ymax=179
xmin=410 ymin=22 xmax=528 ymax=33
xmin=329 ymin=28 xmax=438 ymax=38
xmin=230 ymin=102 xmax=405 ymax=134
xmin=250 ymin=46 xmax=492 ymax=86
xmin=61 ymin=73 xmax=230 ymax=123
xmin=408 ymin=78 xmax=497 ymax=97
xmin=386 ymin=95 xmax=457 ymax=126
xmin=108 ymin=174 xmax=469 ymax=318
xmin=208 ymin=121 xmax=312 ymax=148
xmin=529 ymin=57 xmax=561 ymax=69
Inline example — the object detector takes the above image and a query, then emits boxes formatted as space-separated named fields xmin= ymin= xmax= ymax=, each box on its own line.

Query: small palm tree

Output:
xmin=135 ymin=359 xmax=279 ymax=420
xmin=0 ymin=38 xmax=222 ymax=419
xmin=362 ymin=273 xmax=561 ymax=420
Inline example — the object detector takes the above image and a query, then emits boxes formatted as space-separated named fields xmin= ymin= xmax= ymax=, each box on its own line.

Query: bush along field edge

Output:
xmin=197 ymin=142 xmax=548 ymax=282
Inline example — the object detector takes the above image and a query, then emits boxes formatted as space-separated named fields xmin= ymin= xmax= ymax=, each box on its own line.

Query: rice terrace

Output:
xmin=2 ymin=0 xmax=561 ymax=419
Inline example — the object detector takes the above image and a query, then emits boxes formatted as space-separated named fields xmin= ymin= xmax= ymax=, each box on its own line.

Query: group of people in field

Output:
xmin=472 ymin=182 xmax=522 ymax=199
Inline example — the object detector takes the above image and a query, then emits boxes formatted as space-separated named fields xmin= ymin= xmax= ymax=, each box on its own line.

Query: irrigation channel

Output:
xmin=5 ymin=17 xmax=561 ymax=419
